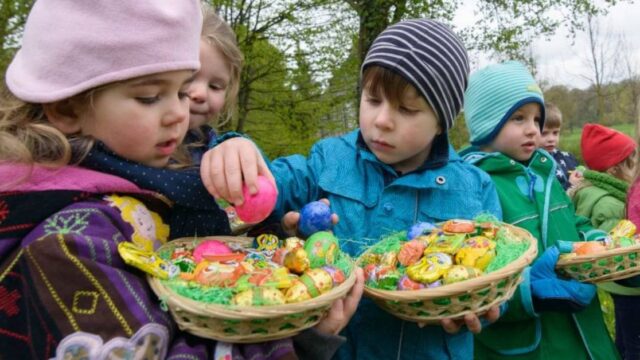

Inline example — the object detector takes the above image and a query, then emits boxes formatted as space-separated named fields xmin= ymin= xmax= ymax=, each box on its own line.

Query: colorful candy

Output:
xmin=397 ymin=239 xmax=426 ymax=266
xmin=234 ymin=175 xmax=278 ymax=224
xmin=192 ymin=240 xmax=232 ymax=263
xmin=406 ymin=252 xmax=452 ymax=284
xmin=443 ymin=265 xmax=482 ymax=284
xmin=298 ymin=201 xmax=333 ymax=237
xmin=232 ymin=287 xmax=285 ymax=306
xmin=407 ymin=222 xmax=436 ymax=240
xmin=304 ymin=231 xmax=339 ymax=268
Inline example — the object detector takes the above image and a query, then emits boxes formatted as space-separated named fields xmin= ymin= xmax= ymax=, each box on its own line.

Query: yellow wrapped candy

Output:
xmin=284 ymin=268 xmax=333 ymax=303
xmin=425 ymin=233 xmax=466 ymax=255
xmin=443 ymin=265 xmax=482 ymax=284
xmin=406 ymin=252 xmax=452 ymax=284
xmin=610 ymin=220 xmax=637 ymax=239
xmin=272 ymin=247 xmax=310 ymax=274
xmin=232 ymin=287 xmax=286 ymax=306
xmin=455 ymin=236 xmax=496 ymax=271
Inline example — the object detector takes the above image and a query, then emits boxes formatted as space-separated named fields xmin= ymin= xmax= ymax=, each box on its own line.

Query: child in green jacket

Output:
xmin=570 ymin=123 xmax=639 ymax=358
xmin=461 ymin=61 xmax=620 ymax=359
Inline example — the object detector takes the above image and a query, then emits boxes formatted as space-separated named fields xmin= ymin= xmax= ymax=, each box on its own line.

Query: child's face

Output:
xmin=487 ymin=102 xmax=542 ymax=162
xmin=359 ymin=86 xmax=441 ymax=173
xmin=540 ymin=126 xmax=560 ymax=152
xmin=188 ymin=40 xmax=230 ymax=129
xmin=76 ymin=70 xmax=192 ymax=167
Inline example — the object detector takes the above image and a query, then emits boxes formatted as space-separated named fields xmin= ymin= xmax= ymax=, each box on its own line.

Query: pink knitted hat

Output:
xmin=6 ymin=0 xmax=202 ymax=103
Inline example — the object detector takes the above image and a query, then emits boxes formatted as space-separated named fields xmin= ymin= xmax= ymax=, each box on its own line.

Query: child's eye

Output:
xmin=136 ymin=96 xmax=159 ymax=105
xmin=511 ymin=115 xmax=524 ymax=122
xmin=209 ymin=83 xmax=226 ymax=91
xmin=399 ymin=106 xmax=419 ymax=115
xmin=366 ymin=96 xmax=381 ymax=105
xmin=178 ymin=91 xmax=190 ymax=100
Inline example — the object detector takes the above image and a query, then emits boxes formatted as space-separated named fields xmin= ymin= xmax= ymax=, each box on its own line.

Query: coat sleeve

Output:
xmin=0 ymin=201 xmax=210 ymax=359
xmin=590 ymin=195 xmax=625 ymax=232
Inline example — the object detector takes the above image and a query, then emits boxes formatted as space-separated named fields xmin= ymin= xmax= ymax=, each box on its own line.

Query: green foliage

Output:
xmin=0 ymin=0 xmax=32 ymax=80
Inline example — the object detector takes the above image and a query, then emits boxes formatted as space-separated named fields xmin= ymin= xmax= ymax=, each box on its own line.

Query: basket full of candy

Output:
xmin=556 ymin=220 xmax=640 ymax=283
xmin=138 ymin=232 xmax=355 ymax=343
xmin=357 ymin=218 xmax=537 ymax=324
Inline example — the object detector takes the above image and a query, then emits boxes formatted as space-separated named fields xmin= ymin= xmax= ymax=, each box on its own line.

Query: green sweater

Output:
xmin=463 ymin=149 xmax=619 ymax=360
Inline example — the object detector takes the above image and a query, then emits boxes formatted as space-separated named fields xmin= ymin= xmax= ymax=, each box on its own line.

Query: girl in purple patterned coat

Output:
xmin=0 ymin=1 xmax=361 ymax=359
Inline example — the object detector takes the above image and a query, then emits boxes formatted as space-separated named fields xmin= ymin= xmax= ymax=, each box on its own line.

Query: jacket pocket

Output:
xmin=418 ymin=189 xmax=485 ymax=223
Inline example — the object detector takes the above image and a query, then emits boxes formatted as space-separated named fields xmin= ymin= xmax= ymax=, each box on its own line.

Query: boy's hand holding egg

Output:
xmin=282 ymin=199 xmax=338 ymax=238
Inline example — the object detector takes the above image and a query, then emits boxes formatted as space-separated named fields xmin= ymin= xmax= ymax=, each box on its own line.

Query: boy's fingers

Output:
xmin=344 ymin=267 xmax=364 ymax=312
xmin=440 ymin=318 xmax=461 ymax=334
xmin=464 ymin=313 xmax=482 ymax=333
xmin=484 ymin=306 xmax=500 ymax=323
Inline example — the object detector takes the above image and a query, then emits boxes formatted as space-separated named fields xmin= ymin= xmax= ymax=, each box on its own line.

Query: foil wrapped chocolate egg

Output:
xmin=232 ymin=287 xmax=285 ymax=306
xmin=284 ymin=268 xmax=334 ymax=303
xmin=406 ymin=252 xmax=452 ymax=284
xmin=397 ymin=275 xmax=426 ymax=290
xmin=322 ymin=266 xmax=346 ymax=286
xmin=407 ymin=222 xmax=437 ymax=240
xmin=397 ymin=239 xmax=426 ymax=266
xmin=443 ymin=265 xmax=482 ymax=285
xmin=303 ymin=231 xmax=339 ymax=268
xmin=272 ymin=247 xmax=310 ymax=274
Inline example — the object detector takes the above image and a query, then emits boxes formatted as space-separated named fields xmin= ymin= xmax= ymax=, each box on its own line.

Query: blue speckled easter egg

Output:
xmin=407 ymin=222 xmax=436 ymax=240
xmin=298 ymin=201 xmax=333 ymax=238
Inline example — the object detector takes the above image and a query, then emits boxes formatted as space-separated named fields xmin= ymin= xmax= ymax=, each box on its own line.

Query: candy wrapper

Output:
xmin=443 ymin=265 xmax=482 ymax=285
xmin=304 ymin=231 xmax=339 ymax=268
xmin=232 ymin=287 xmax=286 ymax=306
xmin=610 ymin=220 xmax=637 ymax=239
xmin=285 ymin=268 xmax=334 ymax=303
xmin=425 ymin=233 xmax=466 ymax=255
xmin=406 ymin=252 xmax=452 ymax=284
xmin=118 ymin=242 xmax=178 ymax=280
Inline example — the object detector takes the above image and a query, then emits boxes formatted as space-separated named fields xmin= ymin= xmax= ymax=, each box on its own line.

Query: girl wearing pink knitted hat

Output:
xmin=572 ymin=124 xmax=640 ymax=359
xmin=0 ymin=1 xmax=359 ymax=359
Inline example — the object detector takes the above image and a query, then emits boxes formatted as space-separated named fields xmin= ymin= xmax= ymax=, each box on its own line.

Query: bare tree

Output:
xmin=579 ymin=14 xmax=624 ymax=120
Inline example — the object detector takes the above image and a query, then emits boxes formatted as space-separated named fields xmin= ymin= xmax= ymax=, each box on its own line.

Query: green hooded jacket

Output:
xmin=462 ymin=149 xmax=619 ymax=360
xmin=570 ymin=171 xmax=640 ymax=296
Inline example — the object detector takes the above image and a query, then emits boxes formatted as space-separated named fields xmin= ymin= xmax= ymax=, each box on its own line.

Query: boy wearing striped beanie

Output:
xmin=461 ymin=61 xmax=619 ymax=359
xmin=266 ymin=19 xmax=504 ymax=360
xmin=203 ymin=19 xmax=504 ymax=360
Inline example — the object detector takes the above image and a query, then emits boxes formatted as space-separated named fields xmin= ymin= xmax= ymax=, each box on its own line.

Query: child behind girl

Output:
xmin=462 ymin=61 xmax=619 ymax=359
xmin=540 ymin=102 xmax=579 ymax=190
xmin=0 ymin=1 xmax=359 ymax=358
xmin=571 ymin=123 xmax=640 ymax=359
xmin=202 ymin=19 xmax=503 ymax=359
xmin=186 ymin=5 xmax=243 ymax=163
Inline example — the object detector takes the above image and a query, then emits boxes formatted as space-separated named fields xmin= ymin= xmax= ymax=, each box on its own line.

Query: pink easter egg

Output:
xmin=193 ymin=240 xmax=232 ymax=263
xmin=235 ymin=176 xmax=278 ymax=224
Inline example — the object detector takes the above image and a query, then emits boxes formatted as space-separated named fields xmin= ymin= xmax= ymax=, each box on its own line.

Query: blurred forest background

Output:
xmin=1 ymin=0 xmax=638 ymax=163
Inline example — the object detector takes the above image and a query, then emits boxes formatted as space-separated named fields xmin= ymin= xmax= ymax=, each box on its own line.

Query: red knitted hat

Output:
xmin=581 ymin=124 xmax=637 ymax=171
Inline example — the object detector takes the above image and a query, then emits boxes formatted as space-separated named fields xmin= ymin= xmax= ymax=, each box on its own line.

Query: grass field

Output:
xmin=559 ymin=122 xmax=636 ymax=164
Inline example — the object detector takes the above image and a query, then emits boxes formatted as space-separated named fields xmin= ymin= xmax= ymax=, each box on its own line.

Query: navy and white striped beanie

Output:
xmin=361 ymin=19 xmax=469 ymax=131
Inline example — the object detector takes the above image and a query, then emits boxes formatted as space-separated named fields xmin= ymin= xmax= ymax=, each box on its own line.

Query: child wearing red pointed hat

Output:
xmin=570 ymin=123 xmax=638 ymax=359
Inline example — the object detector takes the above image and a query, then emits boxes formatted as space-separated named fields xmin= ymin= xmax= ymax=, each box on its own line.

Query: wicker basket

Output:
xmin=148 ymin=236 xmax=356 ymax=343
xmin=360 ymin=223 xmax=538 ymax=324
xmin=556 ymin=243 xmax=640 ymax=283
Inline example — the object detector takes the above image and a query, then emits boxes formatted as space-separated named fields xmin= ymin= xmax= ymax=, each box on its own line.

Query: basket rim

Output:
xmin=360 ymin=222 xmax=538 ymax=301
xmin=148 ymin=236 xmax=357 ymax=320
xmin=556 ymin=242 xmax=640 ymax=266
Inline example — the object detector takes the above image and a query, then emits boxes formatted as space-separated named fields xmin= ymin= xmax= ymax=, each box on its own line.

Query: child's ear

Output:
xmin=42 ymin=100 xmax=82 ymax=134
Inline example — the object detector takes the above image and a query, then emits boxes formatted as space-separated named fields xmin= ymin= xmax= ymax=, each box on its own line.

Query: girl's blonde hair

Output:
xmin=201 ymin=4 xmax=243 ymax=129
xmin=0 ymin=81 xmax=191 ymax=169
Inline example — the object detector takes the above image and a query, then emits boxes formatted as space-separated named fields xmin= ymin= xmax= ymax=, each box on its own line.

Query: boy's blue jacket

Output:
xmin=269 ymin=129 xmax=502 ymax=360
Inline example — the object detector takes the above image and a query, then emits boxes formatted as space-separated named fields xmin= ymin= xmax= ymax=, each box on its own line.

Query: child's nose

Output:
xmin=188 ymin=83 xmax=206 ymax=103
xmin=163 ymin=97 xmax=189 ymax=126
xmin=374 ymin=105 xmax=394 ymax=129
